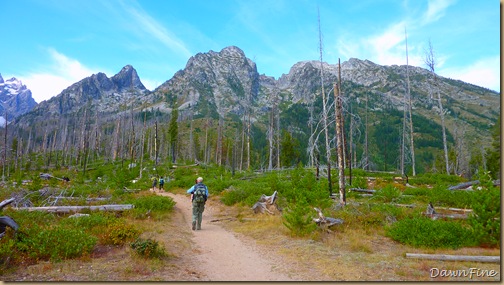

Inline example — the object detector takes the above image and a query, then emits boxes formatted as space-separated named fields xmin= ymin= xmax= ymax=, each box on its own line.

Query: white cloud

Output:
xmin=18 ymin=48 xmax=99 ymax=103
xmin=438 ymin=55 xmax=500 ymax=92
xmin=421 ymin=0 xmax=456 ymax=25
xmin=365 ymin=22 xmax=407 ymax=64
xmin=119 ymin=1 xmax=192 ymax=58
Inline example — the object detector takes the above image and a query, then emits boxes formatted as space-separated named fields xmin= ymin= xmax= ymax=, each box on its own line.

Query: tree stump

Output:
xmin=252 ymin=191 xmax=280 ymax=214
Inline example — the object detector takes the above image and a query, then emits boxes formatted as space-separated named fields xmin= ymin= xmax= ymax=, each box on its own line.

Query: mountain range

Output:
xmin=5 ymin=46 xmax=500 ymax=174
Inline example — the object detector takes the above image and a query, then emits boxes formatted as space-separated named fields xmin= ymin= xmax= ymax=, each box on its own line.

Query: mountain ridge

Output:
xmin=8 ymin=45 xmax=500 ymax=174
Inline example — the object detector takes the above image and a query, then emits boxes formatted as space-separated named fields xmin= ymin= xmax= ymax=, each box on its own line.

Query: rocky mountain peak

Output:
xmin=112 ymin=65 xmax=146 ymax=91
xmin=0 ymin=74 xmax=37 ymax=120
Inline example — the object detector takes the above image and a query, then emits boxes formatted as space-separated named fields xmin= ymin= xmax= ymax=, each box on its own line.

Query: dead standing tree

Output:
xmin=425 ymin=39 xmax=449 ymax=174
xmin=334 ymin=59 xmax=346 ymax=205
xmin=318 ymin=8 xmax=332 ymax=195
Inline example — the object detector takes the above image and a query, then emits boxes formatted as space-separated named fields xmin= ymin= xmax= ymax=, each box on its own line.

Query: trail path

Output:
xmin=157 ymin=190 xmax=295 ymax=282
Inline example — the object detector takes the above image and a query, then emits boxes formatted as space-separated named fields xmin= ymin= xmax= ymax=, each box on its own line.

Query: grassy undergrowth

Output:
xmin=0 ymin=160 xmax=499 ymax=276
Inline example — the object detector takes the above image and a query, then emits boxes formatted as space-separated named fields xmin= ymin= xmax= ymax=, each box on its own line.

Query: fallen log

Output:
xmin=406 ymin=253 xmax=500 ymax=263
xmin=448 ymin=179 xmax=500 ymax=190
xmin=434 ymin=207 xmax=473 ymax=213
xmin=14 ymin=204 xmax=134 ymax=213
xmin=0 ymin=198 xmax=15 ymax=210
xmin=349 ymin=188 xmax=376 ymax=194
xmin=424 ymin=213 xmax=468 ymax=220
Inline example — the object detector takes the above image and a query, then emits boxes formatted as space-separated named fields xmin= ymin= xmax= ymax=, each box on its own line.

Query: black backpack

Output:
xmin=193 ymin=184 xmax=207 ymax=203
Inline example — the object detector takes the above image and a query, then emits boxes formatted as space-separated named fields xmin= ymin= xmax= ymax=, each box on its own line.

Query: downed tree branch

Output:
xmin=349 ymin=188 xmax=376 ymax=194
xmin=424 ymin=213 xmax=468 ymax=220
xmin=13 ymin=204 xmax=134 ymax=213
xmin=0 ymin=198 xmax=15 ymax=210
xmin=405 ymin=253 xmax=500 ymax=263
xmin=448 ymin=179 xmax=500 ymax=191
xmin=209 ymin=217 xmax=237 ymax=222
xmin=424 ymin=203 xmax=468 ymax=219
xmin=434 ymin=207 xmax=473 ymax=213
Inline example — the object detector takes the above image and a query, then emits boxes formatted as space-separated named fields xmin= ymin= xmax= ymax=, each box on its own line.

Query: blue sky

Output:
xmin=1 ymin=0 xmax=500 ymax=103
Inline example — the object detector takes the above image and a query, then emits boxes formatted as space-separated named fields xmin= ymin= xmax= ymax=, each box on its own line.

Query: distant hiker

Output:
xmin=152 ymin=176 xmax=158 ymax=190
xmin=159 ymin=177 xmax=165 ymax=190
xmin=186 ymin=177 xmax=209 ymax=230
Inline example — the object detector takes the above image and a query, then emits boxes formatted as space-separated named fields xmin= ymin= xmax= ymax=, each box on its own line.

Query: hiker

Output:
xmin=152 ymin=176 xmax=157 ymax=190
xmin=159 ymin=177 xmax=165 ymax=190
xmin=186 ymin=177 xmax=209 ymax=230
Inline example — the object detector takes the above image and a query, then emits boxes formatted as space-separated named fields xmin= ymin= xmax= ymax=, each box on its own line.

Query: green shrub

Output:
xmin=373 ymin=185 xmax=401 ymax=203
xmin=6 ymin=210 xmax=57 ymax=228
xmin=282 ymin=195 xmax=317 ymax=237
xmin=427 ymin=185 xmax=474 ymax=208
xmin=386 ymin=217 xmax=476 ymax=249
xmin=59 ymin=212 xmax=117 ymax=236
xmin=350 ymin=175 xmax=367 ymax=189
xmin=128 ymin=194 xmax=175 ymax=212
xmin=469 ymin=171 xmax=501 ymax=247
xmin=103 ymin=221 xmax=140 ymax=246
xmin=16 ymin=225 xmax=97 ymax=262
xmin=130 ymin=238 xmax=167 ymax=258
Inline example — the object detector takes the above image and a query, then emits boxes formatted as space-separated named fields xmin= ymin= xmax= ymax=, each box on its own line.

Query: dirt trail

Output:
xmin=157 ymin=190 xmax=295 ymax=281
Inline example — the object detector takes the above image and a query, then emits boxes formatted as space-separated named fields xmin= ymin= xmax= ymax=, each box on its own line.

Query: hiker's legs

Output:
xmin=196 ymin=204 xmax=205 ymax=230
xmin=191 ymin=204 xmax=198 ymax=230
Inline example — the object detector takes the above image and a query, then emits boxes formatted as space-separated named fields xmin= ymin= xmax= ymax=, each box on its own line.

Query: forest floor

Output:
xmin=3 ymin=187 xmax=501 ymax=282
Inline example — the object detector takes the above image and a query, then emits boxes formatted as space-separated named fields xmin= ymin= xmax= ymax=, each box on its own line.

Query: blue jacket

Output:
xmin=187 ymin=183 xmax=209 ymax=197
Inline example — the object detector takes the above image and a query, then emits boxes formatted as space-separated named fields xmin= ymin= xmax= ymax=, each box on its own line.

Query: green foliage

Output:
xmin=103 ymin=221 xmax=140 ymax=246
xmin=408 ymin=172 xmax=464 ymax=186
xmin=349 ymin=175 xmax=367 ymax=189
xmin=130 ymin=238 xmax=167 ymax=258
xmin=282 ymin=195 xmax=317 ymax=237
xmin=128 ymin=194 xmax=175 ymax=212
xmin=386 ymin=217 xmax=476 ymax=249
xmin=485 ymin=115 xmax=501 ymax=179
xmin=280 ymin=130 xmax=302 ymax=167
xmin=427 ymin=185 xmax=474 ymax=208
xmin=469 ymin=170 xmax=501 ymax=247
xmin=372 ymin=185 xmax=401 ymax=203
xmin=15 ymin=225 xmax=97 ymax=262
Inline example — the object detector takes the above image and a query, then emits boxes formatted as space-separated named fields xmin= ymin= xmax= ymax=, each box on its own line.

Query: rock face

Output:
xmin=0 ymin=74 xmax=37 ymax=121
xmin=155 ymin=46 xmax=260 ymax=118
xmin=35 ymin=65 xmax=148 ymax=117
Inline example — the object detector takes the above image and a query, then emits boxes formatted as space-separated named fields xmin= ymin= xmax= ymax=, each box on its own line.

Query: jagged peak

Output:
xmin=111 ymin=65 xmax=146 ymax=91
xmin=219 ymin=46 xmax=245 ymax=56
xmin=0 ymin=73 xmax=3 ymax=84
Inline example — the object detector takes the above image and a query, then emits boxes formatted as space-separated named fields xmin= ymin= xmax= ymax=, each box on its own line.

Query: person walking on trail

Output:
xmin=152 ymin=176 xmax=158 ymax=190
xmin=187 ymin=177 xmax=209 ymax=230
xmin=159 ymin=177 xmax=165 ymax=191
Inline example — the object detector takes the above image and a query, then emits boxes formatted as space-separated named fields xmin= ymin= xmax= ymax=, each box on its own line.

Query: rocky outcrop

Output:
xmin=155 ymin=46 xmax=260 ymax=117
xmin=0 ymin=74 xmax=37 ymax=120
